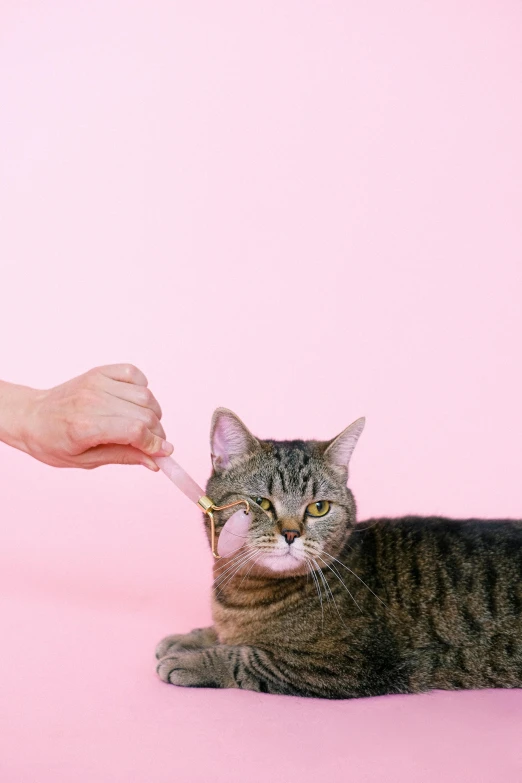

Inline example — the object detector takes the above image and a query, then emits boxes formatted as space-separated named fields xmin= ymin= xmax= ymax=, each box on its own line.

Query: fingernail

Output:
xmin=143 ymin=460 xmax=159 ymax=471
xmin=160 ymin=440 xmax=174 ymax=456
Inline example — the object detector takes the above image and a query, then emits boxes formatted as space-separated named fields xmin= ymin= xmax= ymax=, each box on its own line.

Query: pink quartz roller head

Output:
xmin=217 ymin=508 xmax=251 ymax=558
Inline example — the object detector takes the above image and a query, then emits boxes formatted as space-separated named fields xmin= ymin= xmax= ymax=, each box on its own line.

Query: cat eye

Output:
xmin=255 ymin=497 xmax=273 ymax=512
xmin=306 ymin=500 xmax=331 ymax=518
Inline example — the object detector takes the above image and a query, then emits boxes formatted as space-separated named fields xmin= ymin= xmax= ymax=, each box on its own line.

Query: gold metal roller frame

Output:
xmin=197 ymin=496 xmax=250 ymax=559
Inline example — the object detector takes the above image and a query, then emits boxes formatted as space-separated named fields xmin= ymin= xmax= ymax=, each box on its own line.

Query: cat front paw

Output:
xmin=155 ymin=627 xmax=218 ymax=659
xmin=157 ymin=650 xmax=221 ymax=688
xmin=155 ymin=634 xmax=193 ymax=659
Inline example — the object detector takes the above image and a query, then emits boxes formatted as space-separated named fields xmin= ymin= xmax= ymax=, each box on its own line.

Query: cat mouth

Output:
xmin=257 ymin=549 xmax=304 ymax=572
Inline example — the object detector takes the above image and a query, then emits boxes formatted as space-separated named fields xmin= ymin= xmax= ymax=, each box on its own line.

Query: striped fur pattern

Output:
xmin=156 ymin=410 xmax=522 ymax=699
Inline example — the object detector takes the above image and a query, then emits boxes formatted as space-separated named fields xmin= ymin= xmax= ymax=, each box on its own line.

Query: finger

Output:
xmin=77 ymin=444 xmax=160 ymax=471
xmin=93 ymin=391 xmax=166 ymax=439
xmin=96 ymin=363 xmax=148 ymax=386
xmin=79 ymin=416 xmax=173 ymax=457
xmin=99 ymin=377 xmax=163 ymax=420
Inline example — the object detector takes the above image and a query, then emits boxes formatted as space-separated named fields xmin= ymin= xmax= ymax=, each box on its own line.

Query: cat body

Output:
xmin=156 ymin=412 xmax=522 ymax=699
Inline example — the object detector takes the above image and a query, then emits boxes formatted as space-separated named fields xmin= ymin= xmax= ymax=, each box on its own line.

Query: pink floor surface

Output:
xmin=2 ymin=588 xmax=521 ymax=783
xmin=1 ymin=464 xmax=521 ymax=783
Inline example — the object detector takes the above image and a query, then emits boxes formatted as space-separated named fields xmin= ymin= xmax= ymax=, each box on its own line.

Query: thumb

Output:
xmin=78 ymin=444 xmax=160 ymax=471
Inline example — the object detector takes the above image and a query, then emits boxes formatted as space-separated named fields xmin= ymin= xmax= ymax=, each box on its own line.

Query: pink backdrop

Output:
xmin=1 ymin=1 xmax=522 ymax=781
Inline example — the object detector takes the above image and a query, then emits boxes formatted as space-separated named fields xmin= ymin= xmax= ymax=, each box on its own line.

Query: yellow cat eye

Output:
xmin=255 ymin=497 xmax=273 ymax=511
xmin=306 ymin=500 xmax=331 ymax=518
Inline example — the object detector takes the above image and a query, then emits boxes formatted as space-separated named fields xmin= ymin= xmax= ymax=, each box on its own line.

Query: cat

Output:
xmin=156 ymin=408 xmax=522 ymax=699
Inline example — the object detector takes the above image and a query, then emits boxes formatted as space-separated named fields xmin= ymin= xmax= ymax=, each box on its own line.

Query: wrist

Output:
xmin=0 ymin=381 xmax=39 ymax=454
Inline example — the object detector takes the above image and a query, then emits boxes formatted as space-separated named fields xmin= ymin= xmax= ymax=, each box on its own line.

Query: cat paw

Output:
xmin=156 ymin=651 xmax=218 ymax=688
xmin=155 ymin=627 xmax=218 ymax=659
xmin=155 ymin=634 xmax=193 ymax=659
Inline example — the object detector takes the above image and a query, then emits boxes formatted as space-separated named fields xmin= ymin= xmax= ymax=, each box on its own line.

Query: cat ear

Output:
xmin=323 ymin=417 xmax=365 ymax=472
xmin=210 ymin=408 xmax=260 ymax=472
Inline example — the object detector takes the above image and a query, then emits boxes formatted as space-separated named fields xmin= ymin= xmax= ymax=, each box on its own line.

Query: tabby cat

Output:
xmin=156 ymin=409 xmax=522 ymax=699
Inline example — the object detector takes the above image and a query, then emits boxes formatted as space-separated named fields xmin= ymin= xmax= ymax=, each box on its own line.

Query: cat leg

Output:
xmin=155 ymin=627 xmax=219 ymax=659
xmin=156 ymin=645 xmax=288 ymax=694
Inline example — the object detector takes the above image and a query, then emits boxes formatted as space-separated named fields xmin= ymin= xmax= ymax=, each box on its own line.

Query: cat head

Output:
xmin=205 ymin=408 xmax=365 ymax=577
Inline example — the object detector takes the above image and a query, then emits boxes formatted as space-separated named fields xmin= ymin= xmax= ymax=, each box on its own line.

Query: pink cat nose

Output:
xmin=282 ymin=529 xmax=300 ymax=545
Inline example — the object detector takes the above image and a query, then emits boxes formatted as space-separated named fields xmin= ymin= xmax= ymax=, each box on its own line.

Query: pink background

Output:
xmin=1 ymin=1 xmax=522 ymax=781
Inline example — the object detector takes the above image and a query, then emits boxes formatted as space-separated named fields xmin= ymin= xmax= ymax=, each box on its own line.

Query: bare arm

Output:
xmin=0 ymin=364 xmax=173 ymax=471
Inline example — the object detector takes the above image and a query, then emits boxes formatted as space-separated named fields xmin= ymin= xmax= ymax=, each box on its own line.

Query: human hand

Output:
xmin=3 ymin=364 xmax=173 ymax=470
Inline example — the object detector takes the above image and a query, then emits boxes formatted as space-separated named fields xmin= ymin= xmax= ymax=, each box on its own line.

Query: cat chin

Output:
xmin=256 ymin=552 xmax=305 ymax=574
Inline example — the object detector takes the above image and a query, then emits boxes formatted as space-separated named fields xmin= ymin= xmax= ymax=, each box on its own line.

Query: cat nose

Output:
xmin=282 ymin=529 xmax=301 ymax=545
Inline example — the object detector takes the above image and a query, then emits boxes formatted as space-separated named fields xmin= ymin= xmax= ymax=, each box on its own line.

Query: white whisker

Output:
xmin=213 ymin=546 xmax=251 ymax=576
xmin=311 ymin=557 xmax=351 ymax=628
xmin=214 ymin=550 xmax=248 ymax=584
xmin=315 ymin=561 xmax=334 ymax=613
xmin=214 ymin=550 xmax=261 ymax=596
xmin=238 ymin=553 xmax=261 ymax=589
xmin=213 ymin=548 xmax=256 ymax=589
xmin=315 ymin=553 xmax=363 ymax=614
xmin=322 ymin=549 xmax=387 ymax=607
xmin=213 ymin=549 xmax=256 ymax=586
xmin=305 ymin=556 xmax=324 ymax=632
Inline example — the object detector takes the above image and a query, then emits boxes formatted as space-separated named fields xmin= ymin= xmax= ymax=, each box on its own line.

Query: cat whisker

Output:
xmin=214 ymin=548 xmax=248 ymax=574
xmin=311 ymin=557 xmax=351 ymax=629
xmin=351 ymin=519 xmax=382 ymax=533
xmin=214 ymin=551 xmax=261 ymax=597
xmin=213 ymin=548 xmax=257 ymax=588
xmin=314 ymin=560 xmax=334 ymax=613
xmin=214 ymin=541 xmax=254 ymax=567
xmin=251 ymin=543 xmax=280 ymax=550
xmin=213 ymin=547 xmax=253 ymax=579
xmin=321 ymin=549 xmax=387 ymax=607
xmin=314 ymin=553 xmax=363 ymax=614
xmin=213 ymin=548 xmax=257 ymax=585
xmin=304 ymin=556 xmax=324 ymax=633
xmin=238 ymin=553 xmax=261 ymax=589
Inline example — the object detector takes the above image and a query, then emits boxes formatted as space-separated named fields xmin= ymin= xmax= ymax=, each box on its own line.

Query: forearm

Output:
xmin=0 ymin=380 xmax=36 ymax=453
